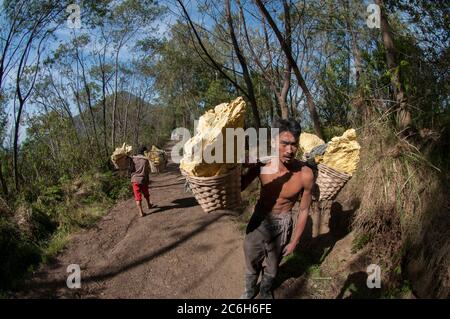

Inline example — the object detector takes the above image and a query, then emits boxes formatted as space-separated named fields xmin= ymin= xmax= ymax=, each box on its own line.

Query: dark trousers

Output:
xmin=243 ymin=212 xmax=292 ymax=278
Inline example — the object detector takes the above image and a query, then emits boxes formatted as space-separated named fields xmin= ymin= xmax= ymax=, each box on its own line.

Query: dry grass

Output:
xmin=346 ymin=121 xmax=449 ymax=298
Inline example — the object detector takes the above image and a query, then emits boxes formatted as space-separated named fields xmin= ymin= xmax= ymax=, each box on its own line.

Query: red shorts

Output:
xmin=132 ymin=182 xmax=149 ymax=201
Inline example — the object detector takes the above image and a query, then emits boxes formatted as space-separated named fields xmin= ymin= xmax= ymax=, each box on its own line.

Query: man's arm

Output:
xmin=127 ymin=156 xmax=136 ymax=175
xmin=283 ymin=167 xmax=314 ymax=256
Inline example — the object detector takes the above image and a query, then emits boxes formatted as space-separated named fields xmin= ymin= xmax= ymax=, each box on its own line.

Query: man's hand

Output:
xmin=282 ymin=242 xmax=297 ymax=257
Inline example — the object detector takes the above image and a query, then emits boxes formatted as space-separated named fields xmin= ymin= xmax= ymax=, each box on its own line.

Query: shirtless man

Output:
xmin=240 ymin=118 xmax=314 ymax=299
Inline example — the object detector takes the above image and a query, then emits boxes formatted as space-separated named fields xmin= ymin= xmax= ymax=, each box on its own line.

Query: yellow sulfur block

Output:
xmin=321 ymin=129 xmax=360 ymax=175
xmin=111 ymin=143 xmax=133 ymax=169
xmin=180 ymin=97 xmax=246 ymax=177
xmin=299 ymin=133 xmax=325 ymax=154
xmin=146 ymin=145 xmax=165 ymax=165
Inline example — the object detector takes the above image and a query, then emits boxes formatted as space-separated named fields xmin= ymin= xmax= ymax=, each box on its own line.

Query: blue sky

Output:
xmin=1 ymin=0 xmax=271 ymax=145
xmin=2 ymin=0 xmax=384 ymax=145
xmin=2 ymin=0 xmax=187 ymax=145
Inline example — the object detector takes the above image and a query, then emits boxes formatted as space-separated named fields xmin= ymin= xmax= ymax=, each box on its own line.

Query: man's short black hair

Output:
xmin=138 ymin=145 xmax=148 ymax=155
xmin=272 ymin=118 xmax=302 ymax=140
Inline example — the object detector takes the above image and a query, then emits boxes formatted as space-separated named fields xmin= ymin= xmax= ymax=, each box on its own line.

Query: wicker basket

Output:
xmin=148 ymin=151 xmax=167 ymax=173
xmin=181 ymin=166 xmax=242 ymax=213
xmin=315 ymin=163 xmax=351 ymax=201
xmin=150 ymin=159 xmax=167 ymax=173
xmin=113 ymin=155 xmax=130 ymax=170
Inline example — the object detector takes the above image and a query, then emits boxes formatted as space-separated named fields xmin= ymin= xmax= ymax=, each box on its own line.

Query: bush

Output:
xmin=0 ymin=169 xmax=133 ymax=292
xmin=322 ymin=126 xmax=347 ymax=142
xmin=36 ymin=186 xmax=64 ymax=207
xmin=27 ymin=205 xmax=57 ymax=242
xmin=347 ymin=121 xmax=449 ymax=298
xmin=99 ymin=172 xmax=132 ymax=201
xmin=0 ymin=217 xmax=41 ymax=289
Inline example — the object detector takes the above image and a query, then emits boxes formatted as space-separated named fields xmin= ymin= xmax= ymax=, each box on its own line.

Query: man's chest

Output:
xmin=259 ymin=171 xmax=303 ymax=200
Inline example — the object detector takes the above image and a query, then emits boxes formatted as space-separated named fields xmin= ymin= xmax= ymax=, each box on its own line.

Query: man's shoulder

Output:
xmin=132 ymin=155 xmax=149 ymax=166
xmin=300 ymin=162 xmax=313 ymax=172
xmin=300 ymin=164 xmax=314 ymax=185
xmin=290 ymin=159 xmax=310 ymax=172
xmin=289 ymin=159 xmax=313 ymax=177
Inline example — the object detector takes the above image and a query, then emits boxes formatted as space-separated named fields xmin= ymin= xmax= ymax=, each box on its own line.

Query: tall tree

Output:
xmin=225 ymin=0 xmax=261 ymax=128
xmin=176 ymin=0 xmax=261 ymax=127
xmin=236 ymin=0 xmax=291 ymax=119
xmin=376 ymin=0 xmax=412 ymax=130
xmin=106 ymin=0 xmax=164 ymax=148
xmin=254 ymin=0 xmax=323 ymax=138
xmin=11 ymin=1 xmax=65 ymax=190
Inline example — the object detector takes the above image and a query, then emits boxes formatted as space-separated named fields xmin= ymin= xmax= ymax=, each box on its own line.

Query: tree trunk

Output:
xmin=376 ymin=0 xmax=411 ymax=129
xmin=278 ymin=0 xmax=292 ymax=119
xmin=176 ymin=0 xmax=253 ymax=115
xmin=77 ymin=51 xmax=101 ymax=156
xmin=112 ymin=47 xmax=121 ymax=149
xmin=0 ymin=157 xmax=8 ymax=197
xmin=71 ymin=85 xmax=95 ymax=156
xmin=123 ymin=91 xmax=132 ymax=142
xmin=350 ymin=31 xmax=362 ymax=86
xmin=350 ymin=32 xmax=366 ymax=121
xmin=13 ymin=26 xmax=42 ymax=190
xmin=134 ymin=97 xmax=142 ymax=147
xmin=278 ymin=65 xmax=291 ymax=119
xmin=48 ymin=75 xmax=81 ymax=144
xmin=343 ymin=0 xmax=365 ymax=121
xmin=254 ymin=0 xmax=323 ymax=138
xmin=237 ymin=0 xmax=289 ymax=120
xmin=225 ymin=0 xmax=261 ymax=128
xmin=101 ymin=69 xmax=109 ymax=157
xmin=13 ymin=99 xmax=24 ymax=191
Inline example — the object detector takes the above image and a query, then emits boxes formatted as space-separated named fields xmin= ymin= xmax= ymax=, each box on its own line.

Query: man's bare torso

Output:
xmin=256 ymin=159 xmax=312 ymax=215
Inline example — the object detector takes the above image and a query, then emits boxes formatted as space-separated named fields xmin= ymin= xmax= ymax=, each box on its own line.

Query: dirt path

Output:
xmin=19 ymin=141 xmax=245 ymax=298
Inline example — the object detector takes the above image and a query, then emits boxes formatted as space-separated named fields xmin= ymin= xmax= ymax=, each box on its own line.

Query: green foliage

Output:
xmin=204 ymin=79 xmax=234 ymax=107
xmin=277 ymin=247 xmax=325 ymax=290
xmin=0 ymin=169 xmax=133 ymax=292
xmin=0 ymin=0 xmax=448 ymax=299
xmin=322 ymin=126 xmax=347 ymax=142
xmin=99 ymin=172 xmax=133 ymax=201
xmin=317 ymin=54 xmax=352 ymax=127
xmin=0 ymin=217 xmax=41 ymax=289
xmin=26 ymin=204 xmax=57 ymax=242
xmin=351 ymin=233 xmax=372 ymax=253
xmin=382 ymin=279 xmax=412 ymax=299
xmin=152 ymin=22 xmax=235 ymax=130
xmin=41 ymin=228 xmax=70 ymax=264
xmin=282 ymin=250 xmax=320 ymax=275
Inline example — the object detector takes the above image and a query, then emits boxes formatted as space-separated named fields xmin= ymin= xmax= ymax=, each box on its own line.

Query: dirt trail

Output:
xmin=19 ymin=141 xmax=245 ymax=298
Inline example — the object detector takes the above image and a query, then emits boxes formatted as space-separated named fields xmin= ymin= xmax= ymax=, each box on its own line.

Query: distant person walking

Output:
xmin=130 ymin=145 xmax=156 ymax=217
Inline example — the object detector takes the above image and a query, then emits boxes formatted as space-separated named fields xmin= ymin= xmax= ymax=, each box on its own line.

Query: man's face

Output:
xmin=276 ymin=131 xmax=298 ymax=164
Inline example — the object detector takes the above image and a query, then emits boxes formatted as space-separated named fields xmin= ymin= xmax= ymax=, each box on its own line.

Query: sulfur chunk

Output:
xmin=180 ymin=97 xmax=246 ymax=177
xmin=299 ymin=133 xmax=325 ymax=154
xmin=111 ymin=143 xmax=133 ymax=169
xmin=321 ymin=129 xmax=360 ymax=175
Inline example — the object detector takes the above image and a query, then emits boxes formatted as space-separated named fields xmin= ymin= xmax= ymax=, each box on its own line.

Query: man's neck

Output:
xmin=277 ymin=158 xmax=289 ymax=173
